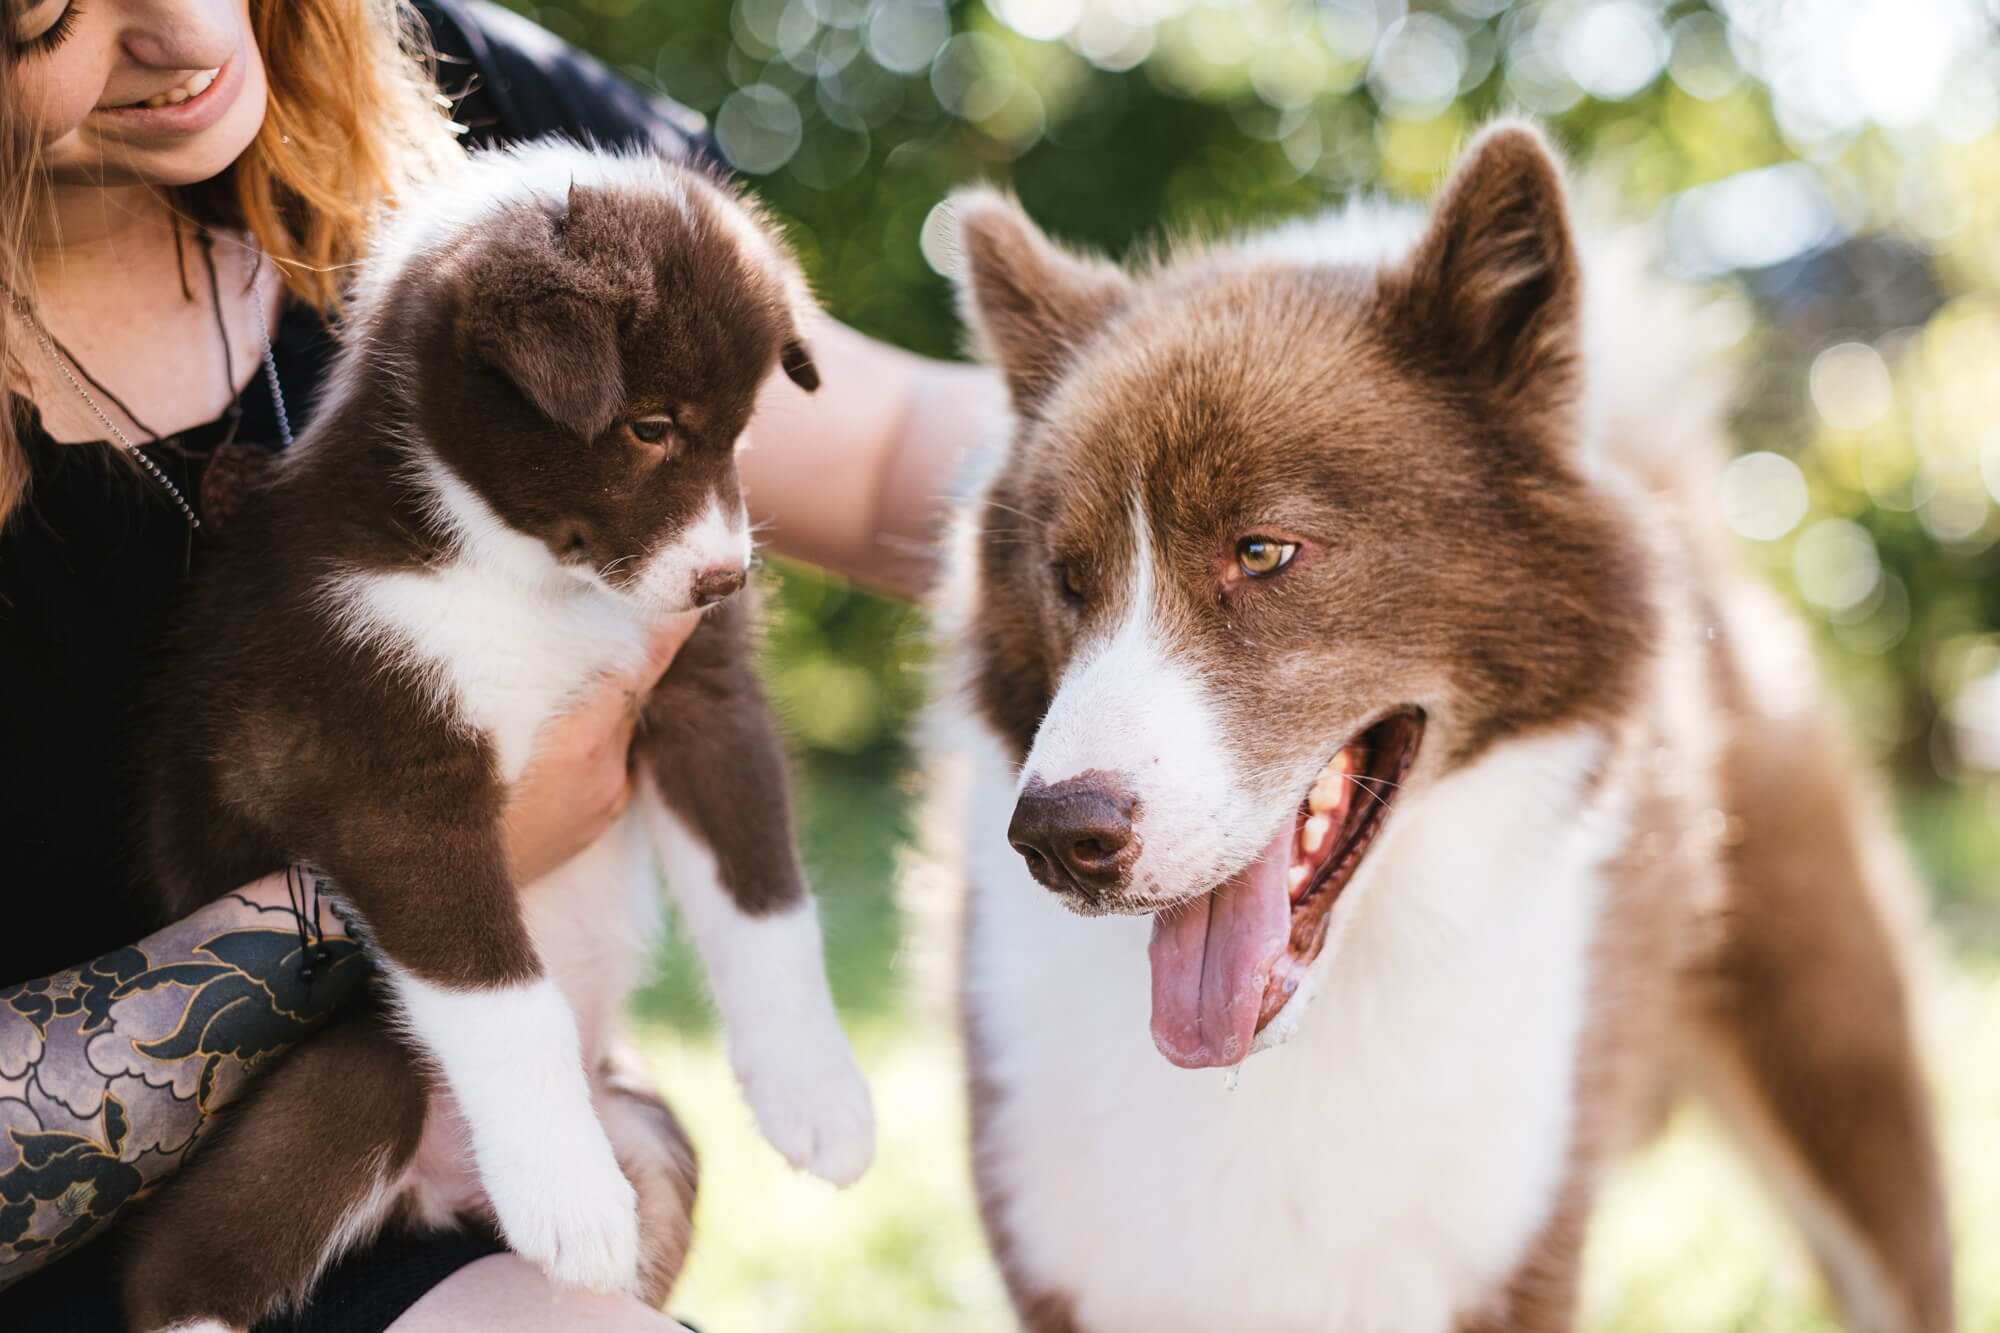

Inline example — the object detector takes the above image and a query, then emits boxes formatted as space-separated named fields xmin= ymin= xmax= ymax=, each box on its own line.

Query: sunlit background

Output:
xmin=494 ymin=0 xmax=2000 ymax=1326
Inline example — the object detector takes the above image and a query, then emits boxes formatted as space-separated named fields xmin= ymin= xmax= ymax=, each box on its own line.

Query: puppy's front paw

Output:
xmin=483 ymin=1123 xmax=641 ymax=1294
xmin=736 ymin=1035 xmax=876 ymax=1186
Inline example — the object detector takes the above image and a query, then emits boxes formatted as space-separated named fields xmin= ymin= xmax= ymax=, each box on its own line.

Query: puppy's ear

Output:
xmin=466 ymin=295 xmax=625 ymax=439
xmin=949 ymin=189 xmax=1129 ymax=415
xmin=731 ymin=199 xmax=822 ymax=395
xmin=1388 ymin=121 xmax=1581 ymax=429
xmin=454 ymin=200 xmax=626 ymax=440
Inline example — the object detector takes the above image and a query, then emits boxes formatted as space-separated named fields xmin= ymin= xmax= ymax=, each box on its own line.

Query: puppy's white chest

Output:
xmin=963 ymin=725 xmax=1621 ymax=1333
xmin=329 ymin=558 xmax=645 ymax=783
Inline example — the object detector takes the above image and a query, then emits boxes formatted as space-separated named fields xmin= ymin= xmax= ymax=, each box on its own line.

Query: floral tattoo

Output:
xmin=0 ymin=885 xmax=369 ymax=1289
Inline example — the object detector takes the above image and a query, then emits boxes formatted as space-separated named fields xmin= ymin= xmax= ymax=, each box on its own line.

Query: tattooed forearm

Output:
xmin=0 ymin=876 xmax=369 ymax=1289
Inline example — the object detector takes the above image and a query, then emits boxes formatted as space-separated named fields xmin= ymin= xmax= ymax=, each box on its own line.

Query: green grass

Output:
xmin=631 ymin=1023 xmax=1005 ymax=1331
xmin=627 ymin=758 xmax=2000 ymax=1330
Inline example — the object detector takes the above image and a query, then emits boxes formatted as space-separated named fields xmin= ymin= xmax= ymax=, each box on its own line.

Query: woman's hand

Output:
xmin=503 ymin=612 xmax=704 ymax=885
xmin=0 ymin=872 xmax=368 ymax=1290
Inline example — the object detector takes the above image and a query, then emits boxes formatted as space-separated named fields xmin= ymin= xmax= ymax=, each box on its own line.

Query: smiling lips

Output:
xmin=1146 ymin=712 xmax=1425 ymax=1070
xmin=100 ymin=65 xmax=221 ymax=113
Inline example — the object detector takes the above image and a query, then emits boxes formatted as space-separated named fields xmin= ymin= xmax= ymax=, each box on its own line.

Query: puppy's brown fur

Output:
xmin=125 ymin=150 xmax=823 ymax=1328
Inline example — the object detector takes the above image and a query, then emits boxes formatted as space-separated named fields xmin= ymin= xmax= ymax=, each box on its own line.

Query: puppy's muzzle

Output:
xmin=1008 ymin=773 xmax=1141 ymax=903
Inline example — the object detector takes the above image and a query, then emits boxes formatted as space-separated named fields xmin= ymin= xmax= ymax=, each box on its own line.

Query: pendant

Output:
xmin=197 ymin=440 xmax=277 ymax=535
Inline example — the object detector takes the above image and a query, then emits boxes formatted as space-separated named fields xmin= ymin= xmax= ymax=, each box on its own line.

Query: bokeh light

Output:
xmin=1719 ymin=450 xmax=1808 ymax=542
xmin=1794 ymin=517 xmax=1883 ymax=613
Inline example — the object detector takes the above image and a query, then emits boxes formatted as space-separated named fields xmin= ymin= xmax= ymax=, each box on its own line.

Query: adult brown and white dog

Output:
xmin=126 ymin=144 xmax=873 ymax=1331
xmin=936 ymin=123 xmax=1954 ymax=1333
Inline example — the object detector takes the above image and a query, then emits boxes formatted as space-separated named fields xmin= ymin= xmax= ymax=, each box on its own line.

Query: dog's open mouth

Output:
xmin=1147 ymin=711 xmax=1424 ymax=1069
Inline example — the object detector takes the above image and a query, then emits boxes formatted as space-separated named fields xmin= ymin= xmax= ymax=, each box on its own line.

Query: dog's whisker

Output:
xmin=981 ymin=498 xmax=1039 ymax=524
xmin=1338 ymin=774 xmax=1397 ymax=815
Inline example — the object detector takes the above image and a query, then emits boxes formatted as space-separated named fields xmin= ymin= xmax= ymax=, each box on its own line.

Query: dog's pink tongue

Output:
xmin=1147 ymin=823 xmax=1293 ymax=1069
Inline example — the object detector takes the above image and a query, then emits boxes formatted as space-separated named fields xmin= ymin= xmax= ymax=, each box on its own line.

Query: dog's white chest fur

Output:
xmin=337 ymin=561 xmax=644 ymax=782
xmin=963 ymin=723 xmax=1624 ymax=1332
xmin=323 ymin=465 xmax=651 ymax=785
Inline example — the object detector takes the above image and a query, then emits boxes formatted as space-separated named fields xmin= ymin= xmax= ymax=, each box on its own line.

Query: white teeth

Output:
xmin=136 ymin=68 xmax=219 ymax=110
xmin=1307 ymin=748 xmax=1358 ymax=815
xmin=1301 ymin=815 xmax=1332 ymax=855
xmin=1286 ymin=865 xmax=1310 ymax=899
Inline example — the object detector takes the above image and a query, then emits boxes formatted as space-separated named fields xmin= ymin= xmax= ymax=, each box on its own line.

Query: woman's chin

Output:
xmin=50 ymin=71 xmax=268 ymax=193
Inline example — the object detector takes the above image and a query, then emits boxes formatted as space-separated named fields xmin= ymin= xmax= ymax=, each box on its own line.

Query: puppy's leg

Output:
xmin=598 ymin=1044 xmax=699 ymax=1308
xmin=635 ymin=598 xmax=875 ymax=1186
xmin=123 ymin=1017 xmax=425 ymax=1333
xmin=300 ymin=755 xmax=638 ymax=1294
xmin=1685 ymin=727 xmax=1952 ymax=1333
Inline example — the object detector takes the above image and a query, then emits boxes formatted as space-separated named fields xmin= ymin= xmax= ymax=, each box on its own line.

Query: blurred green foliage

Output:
xmin=499 ymin=0 xmax=2000 ymax=919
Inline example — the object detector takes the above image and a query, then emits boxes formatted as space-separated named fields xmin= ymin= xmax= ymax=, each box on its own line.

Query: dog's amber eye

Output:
xmin=1236 ymin=537 xmax=1297 ymax=578
xmin=624 ymin=416 xmax=674 ymax=447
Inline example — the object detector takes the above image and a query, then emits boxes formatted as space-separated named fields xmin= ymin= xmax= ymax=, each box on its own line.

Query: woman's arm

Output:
xmin=0 ymin=610 xmax=694 ymax=1292
xmin=0 ymin=874 xmax=368 ymax=1290
xmin=743 ymin=315 xmax=1006 ymax=600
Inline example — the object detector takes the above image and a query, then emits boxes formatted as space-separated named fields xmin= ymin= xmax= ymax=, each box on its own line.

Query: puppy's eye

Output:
xmin=1052 ymin=560 xmax=1085 ymax=608
xmin=1236 ymin=536 xmax=1297 ymax=578
xmin=623 ymin=416 xmax=675 ymax=448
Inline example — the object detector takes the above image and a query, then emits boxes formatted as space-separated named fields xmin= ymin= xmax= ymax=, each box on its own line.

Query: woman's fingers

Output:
xmin=504 ymin=610 xmax=701 ymax=884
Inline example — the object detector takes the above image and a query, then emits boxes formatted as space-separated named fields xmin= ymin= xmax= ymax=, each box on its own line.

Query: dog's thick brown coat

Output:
xmin=949 ymin=123 xmax=1952 ymax=1332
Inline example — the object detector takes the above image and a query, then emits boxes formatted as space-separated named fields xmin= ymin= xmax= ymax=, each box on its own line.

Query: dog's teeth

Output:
xmin=1301 ymin=815 xmax=1331 ymax=855
xmin=1308 ymin=747 xmax=1359 ymax=814
xmin=1286 ymin=864 xmax=1310 ymax=899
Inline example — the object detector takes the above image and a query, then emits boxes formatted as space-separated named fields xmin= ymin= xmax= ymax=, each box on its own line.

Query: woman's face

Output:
xmin=8 ymin=0 xmax=268 ymax=191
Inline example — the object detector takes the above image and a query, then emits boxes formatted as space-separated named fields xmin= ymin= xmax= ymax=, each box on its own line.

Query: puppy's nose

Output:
xmin=691 ymin=565 xmax=747 ymax=608
xmin=1008 ymin=775 xmax=1140 ymax=899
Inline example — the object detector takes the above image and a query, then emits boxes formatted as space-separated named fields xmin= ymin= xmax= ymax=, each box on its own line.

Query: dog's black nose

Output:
xmin=691 ymin=565 xmax=747 ymax=608
xmin=1008 ymin=775 xmax=1140 ymax=899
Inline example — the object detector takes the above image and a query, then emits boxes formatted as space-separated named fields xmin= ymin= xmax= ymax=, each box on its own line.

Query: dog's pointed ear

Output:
xmin=1390 ymin=122 xmax=1581 ymax=428
xmin=950 ymin=189 xmax=1129 ymax=414
xmin=454 ymin=199 xmax=626 ymax=441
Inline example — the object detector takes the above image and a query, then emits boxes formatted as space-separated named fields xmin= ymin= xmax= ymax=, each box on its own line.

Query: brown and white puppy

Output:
xmin=939 ymin=123 xmax=1953 ymax=1333
xmin=127 ymin=143 xmax=873 ymax=1331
